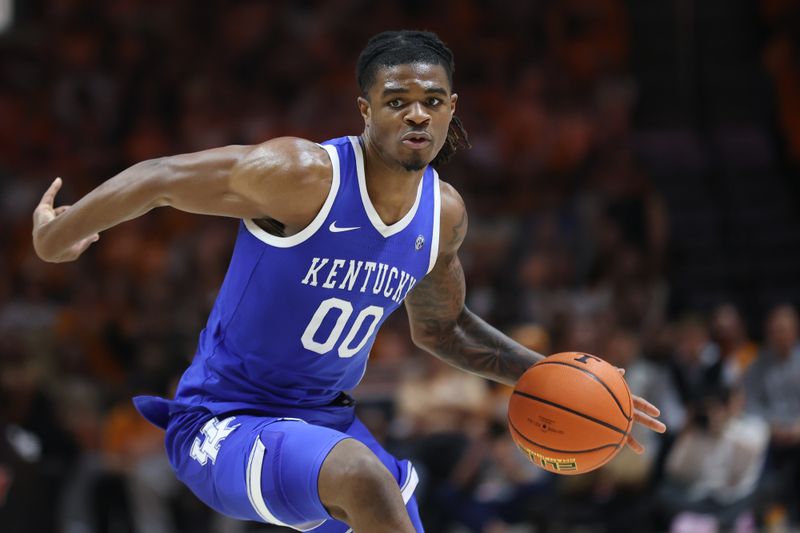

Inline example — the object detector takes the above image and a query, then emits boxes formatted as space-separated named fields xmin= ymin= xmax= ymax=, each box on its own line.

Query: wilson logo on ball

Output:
xmin=514 ymin=442 xmax=578 ymax=472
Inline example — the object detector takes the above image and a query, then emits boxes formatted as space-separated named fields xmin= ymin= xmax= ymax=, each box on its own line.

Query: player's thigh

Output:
xmin=168 ymin=414 xmax=349 ymax=530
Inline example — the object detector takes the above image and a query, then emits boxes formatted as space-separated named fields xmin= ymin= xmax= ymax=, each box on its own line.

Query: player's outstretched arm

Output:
xmin=405 ymin=181 xmax=544 ymax=386
xmin=32 ymin=137 xmax=331 ymax=263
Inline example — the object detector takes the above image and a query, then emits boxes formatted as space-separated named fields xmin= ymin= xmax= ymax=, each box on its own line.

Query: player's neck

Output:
xmin=360 ymin=135 xmax=425 ymax=225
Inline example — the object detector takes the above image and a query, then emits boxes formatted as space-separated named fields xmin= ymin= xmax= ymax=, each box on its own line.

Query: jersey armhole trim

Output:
xmin=427 ymin=170 xmax=441 ymax=274
xmin=243 ymin=143 xmax=340 ymax=248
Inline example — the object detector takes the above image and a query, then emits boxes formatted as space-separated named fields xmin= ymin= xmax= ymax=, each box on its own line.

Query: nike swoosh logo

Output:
xmin=329 ymin=221 xmax=361 ymax=233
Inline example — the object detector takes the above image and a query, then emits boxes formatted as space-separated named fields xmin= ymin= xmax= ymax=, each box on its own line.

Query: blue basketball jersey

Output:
xmin=139 ymin=136 xmax=440 ymax=427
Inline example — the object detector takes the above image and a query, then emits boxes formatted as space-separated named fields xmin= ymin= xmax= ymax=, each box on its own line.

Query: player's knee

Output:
xmin=320 ymin=439 xmax=401 ymax=519
xmin=340 ymin=450 xmax=396 ymax=498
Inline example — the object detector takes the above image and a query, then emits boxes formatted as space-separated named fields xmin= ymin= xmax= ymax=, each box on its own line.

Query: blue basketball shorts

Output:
xmin=164 ymin=409 xmax=423 ymax=532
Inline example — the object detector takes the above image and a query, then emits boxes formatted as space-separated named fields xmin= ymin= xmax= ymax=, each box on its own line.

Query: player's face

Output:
xmin=359 ymin=63 xmax=457 ymax=172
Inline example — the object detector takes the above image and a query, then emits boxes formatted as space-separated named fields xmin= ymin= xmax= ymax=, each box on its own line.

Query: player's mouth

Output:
xmin=401 ymin=131 xmax=432 ymax=150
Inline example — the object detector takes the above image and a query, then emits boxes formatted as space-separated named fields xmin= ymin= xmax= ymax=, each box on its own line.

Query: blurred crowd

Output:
xmin=1 ymin=1 xmax=799 ymax=532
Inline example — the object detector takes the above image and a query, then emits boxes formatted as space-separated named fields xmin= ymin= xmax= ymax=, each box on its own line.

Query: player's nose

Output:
xmin=404 ymin=102 xmax=430 ymax=126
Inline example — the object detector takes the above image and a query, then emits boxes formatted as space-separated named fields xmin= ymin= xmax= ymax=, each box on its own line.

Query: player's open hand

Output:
xmin=32 ymin=177 xmax=99 ymax=262
xmin=626 ymin=395 xmax=666 ymax=454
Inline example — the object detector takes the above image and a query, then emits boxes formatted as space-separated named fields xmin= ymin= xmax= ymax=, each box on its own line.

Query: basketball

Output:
xmin=508 ymin=352 xmax=634 ymax=475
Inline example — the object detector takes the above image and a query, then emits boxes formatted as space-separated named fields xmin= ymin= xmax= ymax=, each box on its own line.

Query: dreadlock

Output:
xmin=356 ymin=30 xmax=471 ymax=167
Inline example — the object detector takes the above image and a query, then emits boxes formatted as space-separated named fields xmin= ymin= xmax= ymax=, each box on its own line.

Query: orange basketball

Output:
xmin=508 ymin=352 xmax=634 ymax=475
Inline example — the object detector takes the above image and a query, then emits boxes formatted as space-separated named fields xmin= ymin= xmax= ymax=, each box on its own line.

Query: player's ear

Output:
xmin=449 ymin=93 xmax=458 ymax=118
xmin=357 ymin=96 xmax=371 ymax=123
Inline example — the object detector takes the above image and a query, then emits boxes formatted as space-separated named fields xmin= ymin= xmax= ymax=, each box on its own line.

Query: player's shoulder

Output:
xmin=231 ymin=137 xmax=333 ymax=226
xmin=241 ymin=137 xmax=331 ymax=181
xmin=437 ymin=178 xmax=468 ymax=254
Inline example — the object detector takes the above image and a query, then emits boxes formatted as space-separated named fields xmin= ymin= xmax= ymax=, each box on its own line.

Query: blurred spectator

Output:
xmin=705 ymin=304 xmax=759 ymax=387
xmin=670 ymin=315 xmax=715 ymax=406
xmin=100 ymin=399 xmax=177 ymax=533
xmin=744 ymin=304 xmax=800 ymax=525
xmin=396 ymin=359 xmax=491 ymax=438
xmin=744 ymin=305 xmax=800 ymax=439
xmin=0 ymin=335 xmax=79 ymax=533
xmin=658 ymin=384 xmax=768 ymax=532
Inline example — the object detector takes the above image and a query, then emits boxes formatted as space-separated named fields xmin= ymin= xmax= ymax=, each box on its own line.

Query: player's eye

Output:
xmin=427 ymin=97 xmax=442 ymax=106
xmin=388 ymin=99 xmax=403 ymax=109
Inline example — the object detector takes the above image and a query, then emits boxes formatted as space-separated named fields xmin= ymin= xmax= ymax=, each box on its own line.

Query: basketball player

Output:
xmin=32 ymin=31 xmax=665 ymax=533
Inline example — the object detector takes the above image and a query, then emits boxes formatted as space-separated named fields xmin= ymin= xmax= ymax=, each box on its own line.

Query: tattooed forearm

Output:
xmin=406 ymin=252 xmax=544 ymax=385
xmin=417 ymin=307 xmax=544 ymax=385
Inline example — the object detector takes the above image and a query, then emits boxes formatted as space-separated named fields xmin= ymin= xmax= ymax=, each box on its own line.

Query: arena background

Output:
xmin=1 ymin=1 xmax=799 ymax=532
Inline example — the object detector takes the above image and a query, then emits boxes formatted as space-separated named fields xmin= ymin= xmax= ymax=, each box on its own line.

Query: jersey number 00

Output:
xmin=300 ymin=297 xmax=384 ymax=358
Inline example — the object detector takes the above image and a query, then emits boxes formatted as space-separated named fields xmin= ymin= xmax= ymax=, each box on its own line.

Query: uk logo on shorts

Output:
xmin=190 ymin=417 xmax=240 ymax=466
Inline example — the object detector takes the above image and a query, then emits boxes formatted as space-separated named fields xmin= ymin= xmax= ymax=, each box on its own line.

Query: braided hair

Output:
xmin=356 ymin=30 xmax=471 ymax=167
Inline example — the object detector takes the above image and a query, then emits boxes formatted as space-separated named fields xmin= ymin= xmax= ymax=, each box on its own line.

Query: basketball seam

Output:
xmin=511 ymin=390 xmax=628 ymax=435
xmin=533 ymin=361 xmax=632 ymax=421
xmin=614 ymin=413 xmax=634 ymax=451
xmin=591 ymin=436 xmax=628 ymax=473
xmin=508 ymin=417 xmax=621 ymax=454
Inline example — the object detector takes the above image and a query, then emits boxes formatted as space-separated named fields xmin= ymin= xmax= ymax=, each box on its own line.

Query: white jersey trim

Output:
xmin=400 ymin=461 xmax=420 ymax=503
xmin=243 ymin=143 xmax=341 ymax=248
xmin=349 ymin=136 xmax=424 ymax=238
xmin=427 ymin=170 xmax=441 ymax=274
xmin=246 ymin=436 xmax=292 ymax=528
xmin=247 ymin=434 xmax=326 ymax=532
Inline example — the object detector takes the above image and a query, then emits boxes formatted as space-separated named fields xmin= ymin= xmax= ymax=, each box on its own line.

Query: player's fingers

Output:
xmin=626 ymin=434 xmax=644 ymax=455
xmin=617 ymin=367 xmax=626 ymax=376
xmin=53 ymin=205 xmax=71 ymax=215
xmin=633 ymin=395 xmax=661 ymax=417
xmin=33 ymin=203 xmax=55 ymax=227
xmin=634 ymin=408 xmax=667 ymax=433
xmin=39 ymin=177 xmax=62 ymax=207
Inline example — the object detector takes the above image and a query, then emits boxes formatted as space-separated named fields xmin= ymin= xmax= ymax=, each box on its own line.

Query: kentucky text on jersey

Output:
xmin=301 ymin=257 xmax=417 ymax=304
